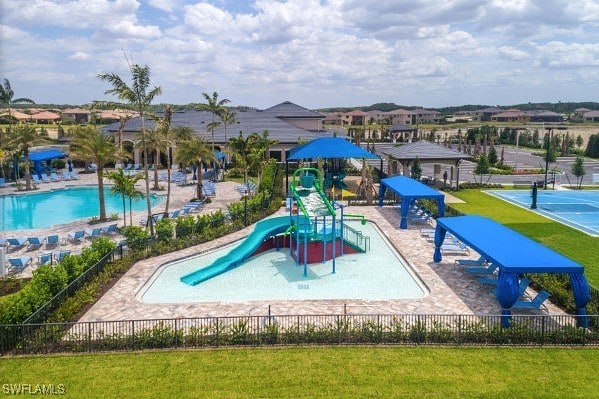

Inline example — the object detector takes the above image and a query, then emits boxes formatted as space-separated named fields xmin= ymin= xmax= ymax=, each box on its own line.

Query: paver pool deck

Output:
xmin=77 ymin=199 xmax=565 ymax=321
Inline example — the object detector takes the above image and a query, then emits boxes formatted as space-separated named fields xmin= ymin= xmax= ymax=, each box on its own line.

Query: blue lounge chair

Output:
xmin=0 ymin=177 xmax=7 ymax=187
xmin=489 ymin=277 xmax=532 ymax=297
xmin=41 ymin=173 xmax=51 ymax=183
xmin=466 ymin=263 xmax=498 ymax=275
xmin=32 ymin=174 xmax=42 ymax=184
xmin=54 ymin=250 xmax=71 ymax=263
xmin=7 ymin=237 xmax=28 ymax=251
xmin=69 ymin=171 xmax=80 ymax=180
xmin=133 ymin=164 xmax=140 ymax=170
xmin=38 ymin=253 xmax=52 ymax=265
xmin=67 ymin=230 xmax=85 ymax=243
xmin=62 ymin=171 xmax=71 ymax=181
xmin=102 ymin=224 xmax=118 ymax=235
xmin=27 ymin=236 xmax=45 ymax=251
xmin=85 ymin=227 xmax=103 ymax=240
xmin=455 ymin=255 xmax=487 ymax=267
xmin=125 ymin=163 xmax=133 ymax=170
xmin=88 ymin=163 xmax=98 ymax=171
xmin=512 ymin=290 xmax=552 ymax=310
xmin=46 ymin=235 xmax=60 ymax=249
xmin=50 ymin=172 xmax=60 ymax=182
xmin=8 ymin=256 xmax=32 ymax=272
xmin=440 ymin=241 xmax=469 ymax=255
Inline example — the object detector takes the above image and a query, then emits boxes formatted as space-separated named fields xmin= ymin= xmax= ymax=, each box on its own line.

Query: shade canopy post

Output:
xmin=433 ymin=224 xmax=445 ymax=262
xmin=495 ymin=271 xmax=520 ymax=328
xmin=570 ymin=272 xmax=591 ymax=328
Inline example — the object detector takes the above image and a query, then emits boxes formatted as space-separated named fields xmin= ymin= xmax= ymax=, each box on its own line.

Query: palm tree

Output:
xmin=5 ymin=124 xmax=51 ymax=190
xmin=98 ymin=64 xmax=162 ymax=234
xmin=137 ymin=127 xmax=165 ymax=190
xmin=175 ymin=136 xmax=216 ymax=200
xmin=228 ymin=131 xmax=253 ymax=185
xmin=197 ymin=91 xmax=229 ymax=151
xmin=105 ymin=168 xmax=144 ymax=226
xmin=69 ymin=126 xmax=120 ymax=221
xmin=161 ymin=124 xmax=193 ymax=216
xmin=0 ymin=78 xmax=35 ymax=137
xmin=220 ymin=109 xmax=236 ymax=163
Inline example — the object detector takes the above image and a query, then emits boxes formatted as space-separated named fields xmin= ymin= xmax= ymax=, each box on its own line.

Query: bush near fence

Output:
xmin=1 ymin=314 xmax=597 ymax=355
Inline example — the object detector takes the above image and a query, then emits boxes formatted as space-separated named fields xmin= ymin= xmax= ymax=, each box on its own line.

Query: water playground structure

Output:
xmin=180 ymin=167 xmax=370 ymax=286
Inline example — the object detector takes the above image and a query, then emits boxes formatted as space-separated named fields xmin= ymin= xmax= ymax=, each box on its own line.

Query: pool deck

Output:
xmin=76 ymin=202 xmax=566 ymax=321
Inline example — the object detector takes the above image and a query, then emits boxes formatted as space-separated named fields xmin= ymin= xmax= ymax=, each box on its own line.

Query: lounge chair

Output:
xmin=133 ymin=164 xmax=140 ymax=170
xmin=168 ymin=209 xmax=181 ymax=218
xmin=0 ymin=177 xmax=7 ymax=187
xmin=50 ymin=172 xmax=60 ymax=182
xmin=125 ymin=163 xmax=133 ymax=170
xmin=85 ymin=227 xmax=103 ymax=240
xmin=67 ymin=230 xmax=85 ymax=243
xmin=46 ymin=235 xmax=60 ymax=249
xmin=38 ymin=253 xmax=52 ymax=265
xmin=40 ymin=173 xmax=51 ymax=183
xmin=32 ymin=175 xmax=42 ymax=184
xmin=54 ymin=250 xmax=71 ymax=263
xmin=62 ymin=171 xmax=71 ymax=181
xmin=6 ymin=237 xmax=28 ymax=251
xmin=102 ymin=224 xmax=118 ymax=235
xmin=466 ymin=263 xmax=498 ymax=275
xmin=88 ymin=163 xmax=98 ymax=171
xmin=440 ymin=241 xmax=469 ymax=255
xmin=69 ymin=171 xmax=79 ymax=180
xmin=27 ymin=236 xmax=46 ymax=251
xmin=8 ymin=256 xmax=32 ymax=272
xmin=512 ymin=290 xmax=552 ymax=310
xmin=490 ymin=277 xmax=532 ymax=297
xmin=456 ymin=255 xmax=487 ymax=267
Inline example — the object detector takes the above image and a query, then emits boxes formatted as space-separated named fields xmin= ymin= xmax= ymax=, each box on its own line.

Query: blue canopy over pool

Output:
xmin=433 ymin=215 xmax=590 ymax=327
xmin=287 ymin=137 xmax=379 ymax=160
xmin=378 ymin=175 xmax=445 ymax=229
xmin=28 ymin=149 xmax=67 ymax=176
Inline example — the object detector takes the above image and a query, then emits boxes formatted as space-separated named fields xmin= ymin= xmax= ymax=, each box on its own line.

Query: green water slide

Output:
xmin=290 ymin=167 xmax=336 ymax=218
xmin=181 ymin=216 xmax=299 ymax=286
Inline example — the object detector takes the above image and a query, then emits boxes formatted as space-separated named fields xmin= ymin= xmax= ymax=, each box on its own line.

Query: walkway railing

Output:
xmin=342 ymin=223 xmax=370 ymax=252
xmin=1 ymin=313 xmax=597 ymax=355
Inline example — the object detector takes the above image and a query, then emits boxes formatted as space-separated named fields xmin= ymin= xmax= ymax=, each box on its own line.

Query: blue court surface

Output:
xmin=488 ymin=190 xmax=599 ymax=235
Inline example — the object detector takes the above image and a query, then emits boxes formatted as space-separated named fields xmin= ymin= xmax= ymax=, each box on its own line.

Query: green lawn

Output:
xmin=449 ymin=189 xmax=599 ymax=285
xmin=1 ymin=347 xmax=598 ymax=398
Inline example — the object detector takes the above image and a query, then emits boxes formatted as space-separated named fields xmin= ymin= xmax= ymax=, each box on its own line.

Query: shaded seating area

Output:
xmin=378 ymin=175 xmax=445 ymax=229
xmin=433 ymin=215 xmax=591 ymax=327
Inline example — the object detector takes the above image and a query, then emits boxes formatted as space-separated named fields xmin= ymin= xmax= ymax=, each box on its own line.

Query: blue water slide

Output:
xmin=181 ymin=216 xmax=295 ymax=286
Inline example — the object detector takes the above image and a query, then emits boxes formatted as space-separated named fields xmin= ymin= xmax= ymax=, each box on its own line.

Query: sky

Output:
xmin=1 ymin=0 xmax=599 ymax=110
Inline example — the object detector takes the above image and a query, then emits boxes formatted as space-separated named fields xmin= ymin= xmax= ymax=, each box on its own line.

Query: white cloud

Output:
xmin=498 ymin=46 xmax=529 ymax=61
xmin=68 ymin=51 xmax=91 ymax=61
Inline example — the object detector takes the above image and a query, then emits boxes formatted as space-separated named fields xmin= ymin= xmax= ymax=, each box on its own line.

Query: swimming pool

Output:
xmin=0 ymin=186 xmax=164 ymax=231
xmin=139 ymin=220 xmax=427 ymax=303
xmin=488 ymin=190 xmax=599 ymax=235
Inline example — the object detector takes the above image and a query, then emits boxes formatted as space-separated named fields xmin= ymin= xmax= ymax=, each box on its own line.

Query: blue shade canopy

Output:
xmin=433 ymin=215 xmax=590 ymax=328
xmin=28 ymin=150 xmax=66 ymax=161
xmin=378 ymin=175 xmax=445 ymax=228
xmin=288 ymin=137 xmax=380 ymax=160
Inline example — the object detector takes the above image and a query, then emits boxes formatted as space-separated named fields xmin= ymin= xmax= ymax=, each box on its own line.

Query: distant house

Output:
xmin=61 ymin=108 xmax=91 ymax=124
xmin=527 ymin=110 xmax=564 ymax=123
xmin=262 ymin=101 xmax=324 ymax=131
xmin=30 ymin=110 xmax=61 ymax=124
xmin=407 ymin=108 xmax=442 ymax=124
xmin=343 ymin=110 xmax=368 ymax=126
xmin=0 ymin=109 xmax=32 ymax=123
xmin=385 ymin=109 xmax=412 ymax=125
xmin=490 ymin=109 xmax=528 ymax=123
xmin=583 ymin=110 xmax=599 ymax=122
xmin=322 ymin=112 xmax=343 ymax=125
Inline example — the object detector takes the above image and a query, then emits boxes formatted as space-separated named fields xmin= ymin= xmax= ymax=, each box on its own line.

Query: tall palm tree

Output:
xmin=69 ymin=126 xmax=120 ymax=221
xmin=136 ymin=127 xmax=165 ymax=190
xmin=5 ymin=124 xmax=51 ymax=190
xmin=220 ymin=109 xmax=236 ymax=164
xmin=0 ymin=78 xmax=35 ymax=137
xmin=197 ymin=91 xmax=229 ymax=151
xmin=160 ymin=123 xmax=193 ymax=216
xmin=228 ymin=131 xmax=254 ymax=185
xmin=105 ymin=169 xmax=144 ymax=227
xmin=98 ymin=64 xmax=162 ymax=234
xmin=176 ymin=136 xmax=216 ymax=200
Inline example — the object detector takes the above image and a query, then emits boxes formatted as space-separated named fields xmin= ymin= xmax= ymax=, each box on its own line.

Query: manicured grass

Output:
xmin=1 ymin=347 xmax=598 ymax=398
xmin=449 ymin=189 xmax=599 ymax=285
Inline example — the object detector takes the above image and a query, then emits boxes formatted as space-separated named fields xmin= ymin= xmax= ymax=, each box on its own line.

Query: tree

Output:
xmin=576 ymin=135 xmax=584 ymax=151
xmin=219 ymin=109 xmax=236 ymax=163
xmin=0 ymin=78 xmax=35 ymax=137
xmin=571 ymin=156 xmax=586 ymax=190
xmin=585 ymin=134 xmax=599 ymax=158
xmin=487 ymin=145 xmax=498 ymax=166
xmin=228 ymin=131 xmax=254 ymax=185
xmin=410 ymin=157 xmax=422 ymax=180
xmin=105 ymin=168 xmax=144 ymax=226
xmin=175 ymin=136 xmax=216 ymax=200
xmin=137 ymin=126 xmax=166 ymax=190
xmin=197 ymin=91 xmax=230 ymax=151
xmin=69 ymin=126 xmax=120 ymax=220
xmin=474 ymin=154 xmax=490 ymax=184
xmin=98 ymin=64 xmax=162 ymax=234
xmin=5 ymin=124 xmax=51 ymax=190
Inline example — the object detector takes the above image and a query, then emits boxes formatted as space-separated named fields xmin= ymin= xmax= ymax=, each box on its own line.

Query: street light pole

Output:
xmin=544 ymin=127 xmax=552 ymax=190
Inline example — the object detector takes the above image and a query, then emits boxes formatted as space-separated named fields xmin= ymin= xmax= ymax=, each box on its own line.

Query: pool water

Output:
xmin=488 ymin=190 xmax=599 ymax=235
xmin=139 ymin=220 xmax=427 ymax=303
xmin=0 ymin=186 xmax=164 ymax=231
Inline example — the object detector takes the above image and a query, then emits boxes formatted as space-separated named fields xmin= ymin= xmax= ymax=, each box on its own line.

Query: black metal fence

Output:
xmin=2 ymin=313 xmax=597 ymax=355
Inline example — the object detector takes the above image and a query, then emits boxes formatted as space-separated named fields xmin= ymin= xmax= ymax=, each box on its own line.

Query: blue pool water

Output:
xmin=139 ymin=220 xmax=426 ymax=303
xmin=488 ymin=190 xmax=599 ymax=235
xmin=0 ymin=186 xmax=164 ymax=231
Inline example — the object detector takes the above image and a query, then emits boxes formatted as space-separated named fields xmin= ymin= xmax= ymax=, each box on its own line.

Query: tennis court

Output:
xmin=489 ymin=190 xmax=599 ymax=236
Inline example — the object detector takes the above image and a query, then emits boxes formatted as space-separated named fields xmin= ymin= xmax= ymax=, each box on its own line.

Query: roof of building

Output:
xmin=378 ymin=140 xmax=471 ymax=162
xmin=31 ymin=111 xmax=60 ymax=120
xmin=262 ymin=101 xmax=325 ymax=119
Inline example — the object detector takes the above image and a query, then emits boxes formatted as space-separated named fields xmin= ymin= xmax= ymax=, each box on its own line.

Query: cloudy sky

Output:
xmin=1 ymin=0 xmax=599 ymax=109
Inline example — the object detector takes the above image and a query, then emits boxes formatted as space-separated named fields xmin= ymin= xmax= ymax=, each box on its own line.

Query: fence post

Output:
xmin=131 ymin=321 xmax=135 ymax=350
xmin=174 ymin=319 xmax=179 ymax=348
xmin=88 ymin=322 xmax=92 ymax=352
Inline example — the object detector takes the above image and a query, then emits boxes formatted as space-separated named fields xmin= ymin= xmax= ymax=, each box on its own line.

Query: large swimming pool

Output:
xmin=139 ymin=220 xmax=427 ymax=303
xmin=488 ymin=190 xmax=599 ymax=235
xmin=0 ymin=186 xmax=164 ymax=231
